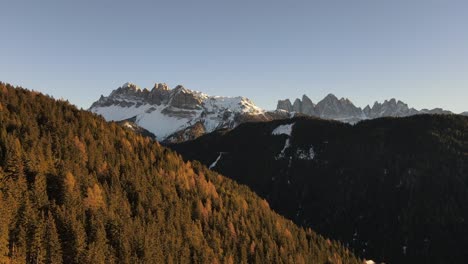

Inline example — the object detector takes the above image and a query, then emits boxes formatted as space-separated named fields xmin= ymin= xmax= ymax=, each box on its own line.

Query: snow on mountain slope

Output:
xmin=91 ymin=103 xmax=196 ymax=139
xmin=89 ymin=82 xmax=271 ymax=142
xmin=272 ymin=123 xmax=295 ymax=136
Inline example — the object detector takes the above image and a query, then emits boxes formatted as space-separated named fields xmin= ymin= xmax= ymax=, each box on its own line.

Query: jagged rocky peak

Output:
xmin=146 ymin=83 xmax=171 ymax=105
xmin=239 ymin=96 xmax=256 ymax=106
xmin=277 ymin=99 xmax=293 ymax=112
xmin=301 ymin=94 xmax=314 ymax=106
xmin=277 ymin=95 xmax=315 ymax=115
xmin=316 ymin=93 xmax=341 ymax=109
xmin=153 ymin=82 xmax=170 ymax=91
xmin=381 ymin=98 xmax=407 ymax=110
xmin=301 ymin=94 xmax=315 ymax=115
xmin=367 ymin=98 xmax=415 ymax=118
xmin=173 ymin=84 xmax=187 ymax=93
xmin=122 ymin=82 xmax=140 ymax=90
xmin=169 ymin=85 xmax=204 ymax=110
xmin=89 ymin=82 xmax=277 ymax=143
xmin=363 ymin=105 xmax=372 ymax=117
xmin=292 ymin=98 xmax=302 ymax=112
xmin=93 ymin=82 xmax=206 ymax=109
xmin=276 ymin=93 xmax=452 ymax=123
xmin=339 ymin=97 xmax=352 ymax=104
xmin=91 ymin=82 xmax=146 ymax=108
xmin=114 ymin=82 xmax=145 ymax=96
xmin=110 ymin=82 xmax=142 ymax=96
xmin=322 ymin=93 xmax=339 ymax=102
xmin=315 ymin=93 xmax=362 ymax=121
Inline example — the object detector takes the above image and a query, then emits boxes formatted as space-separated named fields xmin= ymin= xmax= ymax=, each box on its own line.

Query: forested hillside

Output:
xmin=0 ymin=82 xmax=361 ymax=263
xmin=171 ymin=114 xmax=468 ymax=264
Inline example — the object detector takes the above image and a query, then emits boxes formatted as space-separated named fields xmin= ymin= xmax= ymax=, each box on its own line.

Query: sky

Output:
xmin=1 ymin=0 xmax=467 ymax=112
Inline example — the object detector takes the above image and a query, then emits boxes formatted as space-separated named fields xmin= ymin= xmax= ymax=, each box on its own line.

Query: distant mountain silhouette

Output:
xmin=277 ymin=94 xmax=452 ymax=123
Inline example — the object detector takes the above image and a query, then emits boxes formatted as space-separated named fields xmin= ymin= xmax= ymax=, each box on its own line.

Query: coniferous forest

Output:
xmin=0 ymin=82 xmax=362 ymax=263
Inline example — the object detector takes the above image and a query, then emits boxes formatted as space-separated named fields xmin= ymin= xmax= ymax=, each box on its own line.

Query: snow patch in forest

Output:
xmin=209 ymin=153 xmax=223 ymax=169
xmin=297 ymin=146 xmax=315 ymax=160
xmin=272 ymin=123 xmax=294 ymax=136
xmin=276 ymin=138 xmax=291 ymax=159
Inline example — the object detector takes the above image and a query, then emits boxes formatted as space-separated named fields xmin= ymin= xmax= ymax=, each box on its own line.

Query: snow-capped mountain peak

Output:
xmin=90 ymin=82 xmax=273 ymax=142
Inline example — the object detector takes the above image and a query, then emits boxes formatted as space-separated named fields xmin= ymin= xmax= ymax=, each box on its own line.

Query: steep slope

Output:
xmin=0 ymin=82 xmax=361 ymax=263
xmin=90 ymin=83 xmax=287 ymax=143
xmin=277 ymin=94 xmax=452 ymax=123
xmin=171 ymin=114 xmax=468 ymax=264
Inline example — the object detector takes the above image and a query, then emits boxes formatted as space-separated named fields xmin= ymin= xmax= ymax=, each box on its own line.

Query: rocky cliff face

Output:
xmin=91 ymin=82 xmax=204 ymax=110
xmin=301 ymin=95 xmax=316 ymax=115
xmin=277 ymin=94 xmax=453 ymax=122
xmin=90 ymin=82 xmax=285 ymax=142
xmin=276 ymin=99 xmax=293 ymax=112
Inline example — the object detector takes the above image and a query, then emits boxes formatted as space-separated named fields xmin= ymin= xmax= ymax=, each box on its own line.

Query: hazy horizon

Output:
xmin=2 ymin=0 xmax=467 ymax=113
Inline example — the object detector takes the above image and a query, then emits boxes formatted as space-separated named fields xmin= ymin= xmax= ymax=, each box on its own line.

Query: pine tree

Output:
xmin=0 ymin=191 xmax=12 ymax=263
xmin=33 ymin=173 xmax=49 ymax=210
xmin=4 ymin=138 xmax=24 ymax=183
xmin=86 ymin=213 xmax=108 ymax=264
xmin=45 ymin=212 xmax=62 ymax=264
xmin=10 ymin=196 xmax=33 ymax=263
xmin=27 ymin=214 xmax=46 ymax=264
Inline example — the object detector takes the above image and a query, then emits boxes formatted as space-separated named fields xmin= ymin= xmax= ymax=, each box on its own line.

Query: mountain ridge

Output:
xmin=277 ymin=94 xmax=453 ymax=123
xmin=90 ymin=83 xmax=288 ymax=143
xmin=90 ymin=83 xmax=463 ymax=143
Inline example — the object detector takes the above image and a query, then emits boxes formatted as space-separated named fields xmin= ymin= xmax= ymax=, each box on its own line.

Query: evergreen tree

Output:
xmin=45 ymin=212 xmax=62 ymax=264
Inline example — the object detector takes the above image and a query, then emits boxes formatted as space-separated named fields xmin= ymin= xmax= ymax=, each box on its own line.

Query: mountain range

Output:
xmin=89 ymin=83 xmax=287 ymax=143
xmin=90 ymin=83 xmax=461 ymax=143
xmin=277 ymin=94 xmax=453 ymax=123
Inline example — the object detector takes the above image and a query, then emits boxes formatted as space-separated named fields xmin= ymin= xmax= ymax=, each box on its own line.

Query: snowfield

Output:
xmin=92 ymin=104 xmax=196 ymax=140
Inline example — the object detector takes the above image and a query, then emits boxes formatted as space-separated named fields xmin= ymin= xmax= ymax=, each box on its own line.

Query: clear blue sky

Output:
xmin=1 ymin=0 xmax=467 ymax=112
